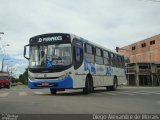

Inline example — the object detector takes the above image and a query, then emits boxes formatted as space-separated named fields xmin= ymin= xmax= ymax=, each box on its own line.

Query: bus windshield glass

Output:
xmin=29 ymin=44 xmax=72 ymax=68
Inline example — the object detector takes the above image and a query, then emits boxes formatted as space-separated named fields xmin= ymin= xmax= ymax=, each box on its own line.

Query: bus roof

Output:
xmin=29 ymin=33 xmax=123 ymax=56
xmin=72 ymin=34 xmax=124 ymax=56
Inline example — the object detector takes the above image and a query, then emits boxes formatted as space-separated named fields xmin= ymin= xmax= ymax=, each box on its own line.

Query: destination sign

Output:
xmin=38 ymin=36 xmax=62 ymax=43
xmin=29 ymin=33 xmax=71 ymax=45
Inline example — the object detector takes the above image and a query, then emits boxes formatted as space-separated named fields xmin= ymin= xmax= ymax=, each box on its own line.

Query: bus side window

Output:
xmin=84 ymin=43 xmax=95 ymax=63
xmin=110 ymin=53 xmax=113 ymax=66
xmin=120 ymin=56 xmax=124 ymax=68
xmin=114 ymin=54 xmax=118 ymax=67
xmin=95 ymin=47 xmax=103 ymax=65
xmin=103 ymin=50 xmax=110 ymax=66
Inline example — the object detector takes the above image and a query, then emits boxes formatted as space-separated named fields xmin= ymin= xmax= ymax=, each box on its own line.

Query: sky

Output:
xmin=0 ymin=0 xmax=160 ymax=77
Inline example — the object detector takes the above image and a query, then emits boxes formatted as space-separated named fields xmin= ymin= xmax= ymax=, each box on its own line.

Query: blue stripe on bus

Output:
xmin=28 ymin=75 xmax=73 ymax=89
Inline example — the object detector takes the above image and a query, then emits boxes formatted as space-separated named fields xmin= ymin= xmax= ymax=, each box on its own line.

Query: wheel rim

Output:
xmin=114 ymin=79 xmax=117 ymax=89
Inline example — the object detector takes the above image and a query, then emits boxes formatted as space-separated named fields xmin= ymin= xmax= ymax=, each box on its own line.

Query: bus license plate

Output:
xmin=42 ymin=82 xmax=49 ymax=86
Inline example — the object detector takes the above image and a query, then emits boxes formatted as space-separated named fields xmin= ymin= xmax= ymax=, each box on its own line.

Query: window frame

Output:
xmin=84 ymin=43 xmax=95 ymax=63
xmin=141 ymin=43 xmax=146 ymax=48
xmin=150 ymin=40 xmax=155 ymax=45
xmin=95 ymin=47 xmax=103 ymax=65
xmin=103 ymin=50 xmax=111 ymax=65
xmin=132 ymin=46 xmax=136 ymax=50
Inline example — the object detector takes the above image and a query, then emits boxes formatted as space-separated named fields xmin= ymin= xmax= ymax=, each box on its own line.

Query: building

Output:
xmin=119 ymin=34 xmax=160 ymax=86
xmin=119 ymin=34 xmax=160 ymax=63
xmin=126 ymin=63 xmax=160 ymax=86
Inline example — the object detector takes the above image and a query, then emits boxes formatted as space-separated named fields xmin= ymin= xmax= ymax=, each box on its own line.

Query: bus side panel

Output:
xmin=72 ymin=74 xmax=86 ymax=88
xmin=72 ymin=54 xmax=127 ymax=88
xmin=72 ymin=62 xmax=86 ymax=88
xmin=112 ymin=67 xmax=127 ymax=85
xmin=117 ymin=76 xmax=127 ymax=85
xmin=94 ymin=64 xmax=114 ymax=87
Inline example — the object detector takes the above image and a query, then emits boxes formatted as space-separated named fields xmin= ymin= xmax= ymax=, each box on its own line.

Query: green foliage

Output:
xmin=11 ymin=77 xmax=20 ymax=83
xmin=19 ymin=68 xmax=28 ymax=85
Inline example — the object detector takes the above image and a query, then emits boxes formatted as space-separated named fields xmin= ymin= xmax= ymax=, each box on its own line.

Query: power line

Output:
xmin=149 ymin=0 xmax=160 ymax=2
xmin=142 ymin=0 xmax=160 ymax=2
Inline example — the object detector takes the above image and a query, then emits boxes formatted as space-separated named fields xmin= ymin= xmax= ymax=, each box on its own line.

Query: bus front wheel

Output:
xmin=50 ymin=89 xmax=57 ymax=95
xmin=83 ymin=76 xmax=93 ymax=94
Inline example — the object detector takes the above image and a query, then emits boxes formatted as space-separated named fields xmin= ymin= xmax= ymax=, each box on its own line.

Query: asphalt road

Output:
xmin=0 ymin=85 xmax=160 ymax=114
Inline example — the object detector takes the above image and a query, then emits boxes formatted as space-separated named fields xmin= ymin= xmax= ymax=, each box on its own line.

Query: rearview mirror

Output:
xmin=24 ymin=45 xmax=30 ymax=60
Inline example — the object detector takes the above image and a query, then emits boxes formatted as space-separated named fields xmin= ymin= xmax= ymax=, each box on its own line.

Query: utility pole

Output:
xmin=1 ymin=58 xmax=4 ymax=71
xmin=0 ymin=32 xmax=4 ymax=40
xmin=0 ymin=32 xmax=10 ymax=72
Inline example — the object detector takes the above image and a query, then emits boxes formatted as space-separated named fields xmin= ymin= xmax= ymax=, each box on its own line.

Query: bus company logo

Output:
xmin=106 ymin=67 xmax=113 ymax=76
xmin=38 ymin=38 xmax=43 ymax=43
xmin=38 ymin=36 xmax=62 ymax=43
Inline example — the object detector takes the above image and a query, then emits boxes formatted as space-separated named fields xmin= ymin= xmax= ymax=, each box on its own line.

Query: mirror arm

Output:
xmin=24 ymin=44 xmax=30 ymax=60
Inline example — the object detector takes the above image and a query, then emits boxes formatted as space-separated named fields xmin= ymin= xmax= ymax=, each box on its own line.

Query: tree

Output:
xmin=19 ymin=68 xmax=28 ymax=85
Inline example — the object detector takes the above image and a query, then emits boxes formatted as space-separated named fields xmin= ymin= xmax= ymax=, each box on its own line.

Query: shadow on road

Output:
xmin=33 ymin=88 xmax=123 ymax=96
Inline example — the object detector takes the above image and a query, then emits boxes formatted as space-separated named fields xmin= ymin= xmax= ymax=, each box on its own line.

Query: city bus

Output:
xmin=24 ymin=33 xmax=126 ymax=94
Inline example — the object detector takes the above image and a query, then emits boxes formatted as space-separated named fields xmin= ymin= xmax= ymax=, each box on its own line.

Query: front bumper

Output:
xmin=28 ymin=75 xmax=73 ymax=89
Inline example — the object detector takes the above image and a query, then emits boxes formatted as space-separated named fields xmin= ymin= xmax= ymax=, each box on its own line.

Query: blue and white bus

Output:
xmin=24 ymin=33 xmax=126 ymax=94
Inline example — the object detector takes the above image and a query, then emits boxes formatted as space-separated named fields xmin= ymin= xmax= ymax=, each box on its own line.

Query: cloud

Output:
xmin=0 ymin=0 xmax=160 ymax=76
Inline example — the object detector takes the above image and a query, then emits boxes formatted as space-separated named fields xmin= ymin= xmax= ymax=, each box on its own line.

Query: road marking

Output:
xmin=11 ymin=87 xmax=16 ymax=90
xmin=94 ymin=93 xmax=104 ymax=96
xmin=19 ymin=92 xmax=27 ymax=96
xmin=59 ymin=91 xmax=72 ymax=94
xmin=34 ymin=92 xmax=45 ymax=95
xmin=152 ymin=92 xmax=160 ymax=95
xmin=156 ymin=100 xmax=160 ymax=105
xmin=114 ymin=91 xmax=135 ymax=95
xmin=141 ymin=91 xmax=160 ymax=95
xmin=131 ymin=91 xmax=151 ymax=95
xmin=147 ymin=92 xmax=160 ymax=95
xmin=94 ymin=90 xmax=158 ymax=96
xmin=105 ymin=92 xmax=120 ymax=95
xmin=0 ymin=92 xmax=10 ymax=97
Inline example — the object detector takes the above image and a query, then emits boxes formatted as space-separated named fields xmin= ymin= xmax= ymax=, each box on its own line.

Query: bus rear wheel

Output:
xmin=107 ymin=77 xmax=118 ymax=91
xmin=83 ymin=76 xmax=93 ymax=94
xmin=50 ymin=89 xmax=57 ymax=95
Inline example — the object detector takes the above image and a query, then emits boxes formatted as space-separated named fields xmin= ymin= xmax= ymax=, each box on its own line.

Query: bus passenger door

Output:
xmin=72 ymin=39 xmax=84 ymax=88
xmin=72 ymin=39 xmax=83 ymax=70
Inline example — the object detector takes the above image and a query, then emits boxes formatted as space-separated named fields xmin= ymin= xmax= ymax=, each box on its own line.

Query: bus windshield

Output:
xmin=29 ymin=44 xmax=72 ymax=68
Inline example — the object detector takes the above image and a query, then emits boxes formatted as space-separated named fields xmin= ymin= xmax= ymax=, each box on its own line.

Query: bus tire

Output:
xmin=83 ymin=75 xmax=93 ymax=94
xmin=50 ymin=89 xmax=57 ymax=95
xmin=107 ymin=77 xmax=118 ymax=91
xmin=7 ymin=85 xmax=10 ymax=89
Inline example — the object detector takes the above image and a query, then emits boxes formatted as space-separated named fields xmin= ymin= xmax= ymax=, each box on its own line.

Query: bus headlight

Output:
xmin=58 ymin=75 xmax=66 ymax=80
xmin=29 ymin=75 xmax=35 ymax=81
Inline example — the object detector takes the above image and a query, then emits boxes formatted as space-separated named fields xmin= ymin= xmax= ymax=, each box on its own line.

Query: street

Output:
xmin=0 ymin=85 xmax=160 ymax=114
